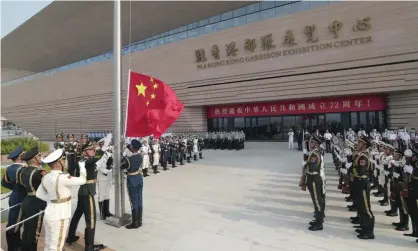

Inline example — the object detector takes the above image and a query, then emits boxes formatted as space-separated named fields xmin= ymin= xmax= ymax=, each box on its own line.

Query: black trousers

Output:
xmin=68 ymin=195 xmax=97 ymax=238
xmin=406 ymin=186 xmax=418 ymax=234
xmin=354 ymin=178 xmax=375 ymax=234
xmin=325 ymin=140 xmax=331 ymax=153
xmin=21 ymin=197 xmax=46 ymax=251
xmin=395 ymin=181 xmax=409 ymax=226
xmin=306 ymin=174 xmax=325 ymax=224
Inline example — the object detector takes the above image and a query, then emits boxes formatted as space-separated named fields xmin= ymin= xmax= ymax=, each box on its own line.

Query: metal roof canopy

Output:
xmin=1 ymin=1 xmax=255 ymax=82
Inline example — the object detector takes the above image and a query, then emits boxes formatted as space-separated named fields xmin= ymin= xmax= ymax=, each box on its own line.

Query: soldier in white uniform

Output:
xmin=151 ymin=138 xmax=161 ymax=174
xmin=36 ymin=149 xmax=87 ymax=251
xmin=96 ymin=139 xmax=114 ymax=220
xmin=141 ymin=138 xmax=151 ymax=177
xmin=192 ymin=137 xmax=199 ymax=161
xmin=288 ymin=129 xmax=294 ymax=150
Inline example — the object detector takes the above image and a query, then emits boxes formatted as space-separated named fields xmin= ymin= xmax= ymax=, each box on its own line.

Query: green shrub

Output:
xmin=1 ymin=138 xmax=50 ymax=155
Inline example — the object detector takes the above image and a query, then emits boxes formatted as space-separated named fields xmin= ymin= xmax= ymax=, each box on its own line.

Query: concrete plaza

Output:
xmin=2 ymin=142 xmax=417 ymax=251
xmin=82 ymin=142 xmax=415 ymax=251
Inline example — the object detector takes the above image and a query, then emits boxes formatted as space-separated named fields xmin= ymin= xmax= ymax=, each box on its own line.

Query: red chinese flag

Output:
xmin=125 ymin=71 xmax=184 ymax=138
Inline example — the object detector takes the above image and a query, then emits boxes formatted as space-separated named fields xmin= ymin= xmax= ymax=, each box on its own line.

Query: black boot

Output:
xmin=199 ymin=152 xmax=203 ymax=159
xmin=85 ymin=228 xmax=106 ymax=251
xmin=99 ymin=201 xmax=106 ymax=220
xmin=6 ymin=231 xmax=18 ymax=251
xmin=404 ymin=221 xmax=418 ymax=237
xmin=153 ymin=166 xmax=159 ymax=174
xmin=104 ymin=200 xmax=113 ymax=217
xmin=126 ymin=209 xmax=140 ymax=229
xmin=143 ymin=168 xmax=149 ymax=177
xmin=187 ymin=157 xmax=191 ymax=163
xmin=194 ymin=154 xmax=197 ymax=161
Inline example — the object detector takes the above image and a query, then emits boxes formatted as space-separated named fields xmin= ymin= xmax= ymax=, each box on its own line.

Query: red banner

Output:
xmin=206 ymin=95 xmax=386 ymax=118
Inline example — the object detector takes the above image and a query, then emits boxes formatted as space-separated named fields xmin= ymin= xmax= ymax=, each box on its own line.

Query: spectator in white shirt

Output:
xmin=288 ymin=129 xmax=294 ymax=150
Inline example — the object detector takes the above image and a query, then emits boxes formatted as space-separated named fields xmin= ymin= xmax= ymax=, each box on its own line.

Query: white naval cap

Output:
xmin=97 ymin=138 xmax=105 ymax=144
xmin=43 ymin=149 xmax=64 ymax=164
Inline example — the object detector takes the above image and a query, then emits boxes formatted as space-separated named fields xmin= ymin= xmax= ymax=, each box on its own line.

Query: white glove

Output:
xmin=346 ymin=162 xmax=352 ymax=169
xmin=376 ymin=165 xmax=383 ymax=171
xmin=404 ymin=165 xmax=413 ymax=174
xmin=78 ymin=161 xmax=87 ymax=176
xmin=301 ymin=161 xmax=306 ymax=167
xmin=383 ymin=170 xmax=389 ymax=176
xmin=303 ymin=149 xmax=308 ymax=154
xmin=340 ymin=168 xmax=347 ymax=174
xmin=392 ymin=161 xmax=400 ymax=167
xmin=393 ymin=172 xmax=400 ymax=179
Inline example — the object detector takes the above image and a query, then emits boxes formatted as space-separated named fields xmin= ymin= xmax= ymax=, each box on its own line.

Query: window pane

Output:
xmin=233 ymin=16 xmax=246 ymax=27
xmin=275 ymin=3 xmax=293 ymax=17
xmin=275 ymin=1 xmax=290 ymax=7
xmin=359 ymin=112 xmax=367 ymax=131
xmin=245 ymin=117 xmax=252 ymax=139
xmin=209 ymin=15 xmax=221 ymax=24
xmin=261 ymin=8 xmax=275 ymax=20
xmin=246 ymin=12 xmax=260 ymax=23
xmin=212 ymin=118 xmax=218 ymax=131
xmin=220 ymin=19 xmax=234 ymax=30
xmin=187 ymin=29 xmax=199 ymax=38
xmin=318 ymin=115 xmax=325 ymax=133
xmin=221 ymin=11 xmax=233 ymax=20
xmin=283 ymin=116 xmax=295 ymax=140
xmin=258 ymin=117 xmax=270 ymax=140
xmin=325 ymin=113 xmax=341 ymax=134
xmin=198 ymin=18 xmax=209 ymax=27
xmin=208 ymin=118 xmax=213 ymax=131
xmin=188 ymin=22 xmax=198 ymax=29
xmin=351 ymin=112 xmax=358 ymax=131
xmin=377 ymin=111 xmax=384 ymax=131
xmin=246 ymin=3 xmax=260 ymax=13
xmin=270 ymin=117 xmax=283 ymax=140
xmin=234 ymin=117 xmax=245 ymax=131
xmin=261 ymin=1 xmax=276 ymax=10
xmin=369 ymin=112 xmax=377 ymax=131
xmin=309 ymin=1 xmax=329 ymax=9
xmin=233 ymin=7 xmax=246 ymax=17
xmin=223 ymin=118 xmax=228 ymax=131
xmin=293 ymin=1 xmax=310 ymax=12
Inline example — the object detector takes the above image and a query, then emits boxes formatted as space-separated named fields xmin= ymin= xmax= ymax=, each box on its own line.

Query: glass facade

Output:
xmin=207 ymin=111 xmax=387 ymax=141
xmin=4 ymin=0 xmax=336 ymax=86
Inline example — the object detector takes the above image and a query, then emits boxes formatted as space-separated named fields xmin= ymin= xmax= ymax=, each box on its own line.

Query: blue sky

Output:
xmin=1 ymin=0 xmax=53 ymax=38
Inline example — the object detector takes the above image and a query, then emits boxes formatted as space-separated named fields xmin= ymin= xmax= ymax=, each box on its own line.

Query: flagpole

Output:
xmin=107 ymin=0 xmax=125 ymax=228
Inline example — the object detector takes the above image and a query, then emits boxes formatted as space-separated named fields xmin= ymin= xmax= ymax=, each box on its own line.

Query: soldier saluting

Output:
xmin=1 ymin=146 xmax=26 ymax=251
xmin=66 ymin=141 xmax=110 ymax=251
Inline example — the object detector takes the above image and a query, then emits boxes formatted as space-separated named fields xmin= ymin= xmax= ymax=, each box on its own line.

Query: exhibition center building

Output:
xmin=2 ymin=1 xmax=418 ymax=141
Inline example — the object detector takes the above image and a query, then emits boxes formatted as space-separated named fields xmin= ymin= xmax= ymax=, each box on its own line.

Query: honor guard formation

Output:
xmin=1 ymin=130 xmax=245 ymax=251
xmin=299 ymin=127 xmax=418 ymax=243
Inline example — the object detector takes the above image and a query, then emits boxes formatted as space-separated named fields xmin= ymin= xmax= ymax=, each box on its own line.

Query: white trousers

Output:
xmin=142 ymin=155 xmax=150 ymax=169
xmin=44 ymin=218 xmax=69 ymax=251
xmin=288 ymin=139 xmax=294 ymax=149
xmin=97 ymin=179 xmax=112 ymax=202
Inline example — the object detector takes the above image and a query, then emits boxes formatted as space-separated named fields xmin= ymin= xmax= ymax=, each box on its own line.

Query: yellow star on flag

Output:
xmin=151 ymin=93 xmax=156 ymax=99
xmin=150 ymin=77 xmax=154 ymax=83
xmin=146 ymin=100 xmax=150 ymax=106
xmin=136 ymin=82 xmax=147 ymax=97
xmin=153 ymin=83 xmax=158 ymax=89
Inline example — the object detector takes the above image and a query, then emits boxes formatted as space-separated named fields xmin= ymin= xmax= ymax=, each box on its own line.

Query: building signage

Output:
xmin=206 ymin=95 xmax=386 ymax=118
xmin=195 ymin=17 xmax=372 ymax=70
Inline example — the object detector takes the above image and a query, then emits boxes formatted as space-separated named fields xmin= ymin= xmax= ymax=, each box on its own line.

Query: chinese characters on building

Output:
xmin=208 ymin=96 xmax=384 ymax=118
xmin=195 ymin=17 xmax=373 ymax=68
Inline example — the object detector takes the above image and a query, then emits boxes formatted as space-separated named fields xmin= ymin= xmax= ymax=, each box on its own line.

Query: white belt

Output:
xmin=307 ymin=171 xmax=319 ymax=175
